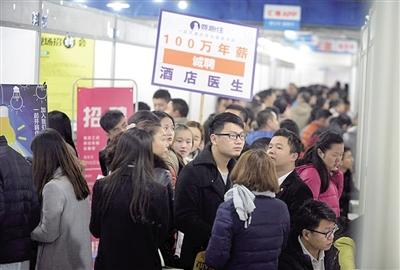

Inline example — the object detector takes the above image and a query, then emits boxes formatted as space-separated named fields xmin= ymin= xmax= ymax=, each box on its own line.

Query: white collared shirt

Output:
xmin=298 ymin=236 xmax=325 ymax=270
xmin=218 ymin=170 xmax=229 ymax=185
xmin=278 ymin=170 xmax=293 ymax=186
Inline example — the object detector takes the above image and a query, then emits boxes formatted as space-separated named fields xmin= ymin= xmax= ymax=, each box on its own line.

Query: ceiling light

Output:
xmin=299 ymin=44 xmax=312 ymax=53
xmin=178 ymin=1 xmax=188 ymax=10
xmin=106 ymin=1 xmax=130 ymax=11
xmin=257 ymin=37 xmax=268 ymax=46
xmin=284 ymin=30 xmax=298 ymax=41
xmin=154 ymin=0 xmax=163 ymax=2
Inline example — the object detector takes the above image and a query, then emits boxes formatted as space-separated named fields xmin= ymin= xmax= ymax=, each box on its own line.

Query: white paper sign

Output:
xmin=152 ymin=10 xmax=258 ymax=100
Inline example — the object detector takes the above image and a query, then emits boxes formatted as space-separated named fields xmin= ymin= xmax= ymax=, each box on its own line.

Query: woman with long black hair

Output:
xmin=90 ymin=128 xmax=170 ymax=270
xmin=48 ymin=110 xmax=78 ymax=156
xmin=296 ymin=131 xmax=344 ymax=217
xmin=30 ymin=129 xmax=91 ymax=270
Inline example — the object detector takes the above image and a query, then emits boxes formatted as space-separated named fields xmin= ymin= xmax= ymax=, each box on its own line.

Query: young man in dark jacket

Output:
xmin=174 ymin=112 xmax=245 ymax=269
xmin=279 ymin=200 xmax=340 ymax=270
xmin=0 ymin=135 xmax=40 ymax=269
xmin=99 ymin=110 xmax=127 ymax=176
xmin=267 ymin=128 xmax=313 ymax=218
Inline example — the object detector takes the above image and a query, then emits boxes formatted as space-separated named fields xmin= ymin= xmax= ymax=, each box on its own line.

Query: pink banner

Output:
xmin=76 ymin=87 xmax=134 ymax=189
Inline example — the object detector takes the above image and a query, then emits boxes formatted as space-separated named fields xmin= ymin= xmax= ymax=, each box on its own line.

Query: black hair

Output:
xmin=138 ymin=102 xmax=151 ymax=111
xmin=257 ymin=89 xmax=275 ymax=102
xmin=104 ymin=132 xmax=123 ymax=169
xmin=209 ymin=112 xmax=244 ymax=134
xmin=329 ymin=114 xmax=352 ymax=129
xmin=314 ymin=96 xmax=327 ymax=109
xmin=315 ymin=109 xmax=332 ymax=120
xmin=244 ymin=107 xmax=255 ymax=125
xmin=273 ymin=97 xmax=288 ymax=114
xmin=308 ymin=105 xmax=332 ymax=123
xmin=298 ymin=91 xmax=311 ymax=104
xmin=100 ymin=128 xmax=155 ymax=222
xmin=297 ymin=131 xmax=344 ymax=193
xmin=153 ymin=111 xmax=175 ymax=126
xmin=249 ymin=137 xmax=271 ymax=150
xmin=226 ymin=104 xmax=248 ymax=123
xmin=203 ymin=113 xmax=216 ymax=146
xmin=128 ymin=111 xmax=159 ymax=125
xmin=171 ymin=98 xmax=189 ymax=117
xmin=329 ymin=99 xmax=344 ymax=109
xmin=135 ymin=120 xmax=169 ymax=171
xmin=273 ymin=128 xmax=303 ymax=155
xmin=31 ymin=129 xmax=89 ymax=201
xmin=308 ymin=127 xmax=329 ymax=148
xmin=294 ymin=200 xmax=337 ymax=237
xmin=279 ymin=119 xmax=300 ymax=137
xmin=153 ymin=89 xmax=171 ymax=102
xmin=48 ymin=110 xmax=77 ymax=155
xmin=100 ymin=110 xmax=124 ymax=133
xmin=256 ymin=107 xmax=277 ymax=129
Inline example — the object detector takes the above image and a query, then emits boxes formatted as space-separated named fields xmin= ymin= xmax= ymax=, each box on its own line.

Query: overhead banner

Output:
xmin=264 ymin=4 xmax=301 ymax=30
xmin=40 ymin=33 xmax=94 ymax=118
xmin=152 ymin=10 xmax=258 ymax=100
xmin=76 ymin=87 xmax=134 ymax=188
xmin=316 ymin=39 xmax=358 ymax=54
xmin=0 ymin=84 xmax=48 ymax=157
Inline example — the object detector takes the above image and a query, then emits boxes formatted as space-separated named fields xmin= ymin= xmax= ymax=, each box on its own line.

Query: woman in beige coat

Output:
xmin=30 ymin=129 xmax=92 ymax=270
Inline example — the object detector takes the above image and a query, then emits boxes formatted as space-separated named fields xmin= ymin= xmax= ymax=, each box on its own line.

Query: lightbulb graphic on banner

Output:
xmin=10 ymin=86 xmax=24 ymax=111
xmin=35 ymin=84 xmax=47 ymax=101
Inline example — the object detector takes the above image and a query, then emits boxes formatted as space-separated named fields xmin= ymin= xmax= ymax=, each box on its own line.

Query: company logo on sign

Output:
xmin=264 ymin=5 xmax=301 ymax=31
xmin=264 ymin=6 xmax=301 ymax=20
xmin=190 ymin=21 xmax=200 ymax=30
xmin=189 ymin=20 xmax=224 ymax=34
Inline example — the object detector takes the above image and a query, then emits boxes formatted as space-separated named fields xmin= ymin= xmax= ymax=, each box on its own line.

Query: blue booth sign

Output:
xmin=264 ymin=4 xmax=301 ymax=31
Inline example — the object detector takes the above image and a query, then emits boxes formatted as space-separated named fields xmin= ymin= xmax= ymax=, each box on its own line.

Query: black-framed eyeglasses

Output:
xmin=308 ymin=224 xmax=339 ymax=239
xmin=214 ymin=133 xmax=246 ymax=141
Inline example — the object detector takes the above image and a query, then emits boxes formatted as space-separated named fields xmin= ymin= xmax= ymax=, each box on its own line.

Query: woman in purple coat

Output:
xmin=205 ymin=149 xmax=290 ymax=270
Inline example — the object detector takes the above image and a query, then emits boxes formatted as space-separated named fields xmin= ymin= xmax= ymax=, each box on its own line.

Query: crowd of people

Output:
xmin=0 ymin=82 xmax=360 ymax=270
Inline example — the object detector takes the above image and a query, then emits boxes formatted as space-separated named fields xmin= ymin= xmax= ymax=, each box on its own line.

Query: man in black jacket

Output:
xmin=279 ymin=200 xmax=340 ymax=270
xmin=174 ymin=112 xmax=245 ymax=269
xmin=0 ymin=136 xmax=40 ymax=269
xmin=267 ymin=128 xmax=312 ymax=217
xmin=99 ymin=110 xmax=127 ymax=176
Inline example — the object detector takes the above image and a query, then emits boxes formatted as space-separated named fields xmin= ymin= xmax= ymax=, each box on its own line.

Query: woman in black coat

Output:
xmin=90 ymin=128 xmax=170 ymax=270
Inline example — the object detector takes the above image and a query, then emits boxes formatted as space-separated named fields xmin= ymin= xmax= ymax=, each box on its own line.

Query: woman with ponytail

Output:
xmin=296 ymin=130 xmax=344 ymax=217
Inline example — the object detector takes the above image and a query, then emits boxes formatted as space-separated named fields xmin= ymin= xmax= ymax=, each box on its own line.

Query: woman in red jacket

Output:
xmin=296 ymin=131 xmax=344 ymax=217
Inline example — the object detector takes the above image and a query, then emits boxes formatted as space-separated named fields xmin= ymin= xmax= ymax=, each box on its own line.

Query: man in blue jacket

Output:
xmin=0 ymin=135 xmax=40 ymax=270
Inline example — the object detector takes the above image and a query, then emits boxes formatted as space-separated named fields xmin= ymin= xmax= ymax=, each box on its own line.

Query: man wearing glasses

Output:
xmin=175 ymin=112 xmax=245 ymax=269
xmin=279 ymin=200 xmax=340 ymax=270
